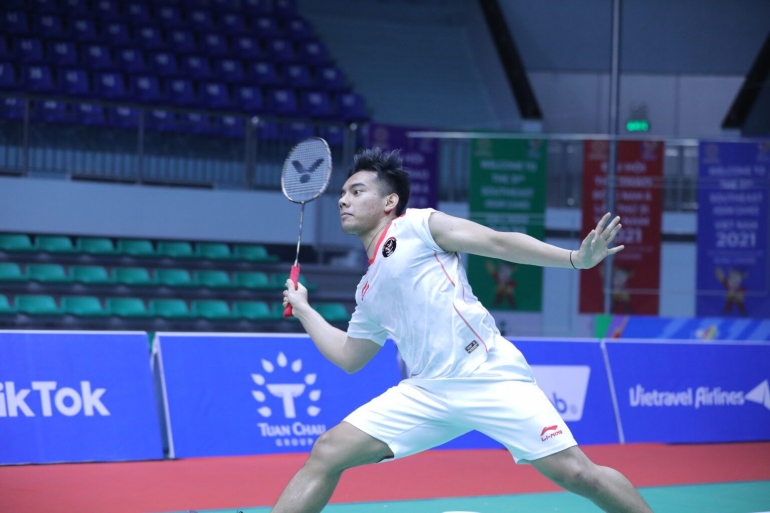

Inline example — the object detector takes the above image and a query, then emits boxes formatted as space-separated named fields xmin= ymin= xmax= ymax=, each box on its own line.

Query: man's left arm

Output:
xmin=428 ymin=211 xmax=624 ymax=270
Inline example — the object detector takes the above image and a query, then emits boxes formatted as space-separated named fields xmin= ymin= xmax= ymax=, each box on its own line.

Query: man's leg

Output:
xmin=271 ymin=421 xmax=393 ymax=513
xmin=532 ymin=446 xmax=653 ymax=513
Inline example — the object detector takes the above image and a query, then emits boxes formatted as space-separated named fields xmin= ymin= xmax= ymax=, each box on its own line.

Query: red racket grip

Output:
xmin=283 ymin=264 xmax=301 ymax=318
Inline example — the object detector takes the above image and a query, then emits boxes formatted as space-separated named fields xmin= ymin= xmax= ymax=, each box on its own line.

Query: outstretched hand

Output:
xmin=574 ymin=213 xmax=624 ymax=269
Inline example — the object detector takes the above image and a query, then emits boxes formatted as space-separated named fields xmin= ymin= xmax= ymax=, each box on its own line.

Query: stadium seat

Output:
xmin=302 ymin=91 xmax=333 ymax=118
xmin=76 ymin=103 xmax=106 ymax=126
xmin=156 ymin=5 xmax=184 ymax=28
xmin=102 ymin=22 xmax=131 ymax=46
xmin=69 ymin=18 xmax=98 ymax=42
xmin=196 ymin=242 xmax=233 ymax=260
xmin=94 ymin=71 xmax=128 ymax=99
xmin=36 ymin=235 xmax=76 ymax=253
xmin=62 ymin=296 xmax=109 ymax=317
xmin=317 ymin=66 xmax=347 ymax=91
xmin=34 ymin=100 xmax=71 ymax=124
xmin=83 ymin=44 xmax=113 ymax=69
xmin=156 ymin=241 xmax=195 ymax=258
xmin=107 ymin=297 xmax=151 ymax=317
xmin=274 ymin=0 xmax=298 ymax=18
xmin=194 ymin=270 xmax=234 ymax=288
xmin=242 ymin=0 xmax=269 ymax=16
xmin=0 ymin=263 xmax=26 ymax=282
xmin=108 ymin=106 xmax=140 ymax=128
xmin=181 ymin=55 xmax=212 ymax=80
xmin=94 ymin=0 xmax=121 ymax=21
xmin=117 ymin=49 xmax=147 ymax=73
xmin=136 ymin=26 xmax=164 ymax=49
xmin=131 ymin=75 xmax=163 ymax=103
xmin=192 ymin=299 xmax=237 ymax=319
xmin=150 ymin=298 xmax=192 ymax=318
xmin=299 ymin=41 xmax=329 ymax=66
xmin=0 ymin=62 xmax=20 ymax=90
xmin=164 ymin=78 xmax=197 ymax=106
xmin=0 ymin=295 xmax=16 ymax=314
xmin=147 ymin=109 xmax=178 ymax=132
xmin=266 ymin=39 xmax=295 ymax=62
xmin=71 ymin=265 xmax=114 ymax=284
xmin=62 ymin=0 xmax=91 ymax=16
xmin=115 ymin=267 xmax=156 ymax=286
xmin=0 ymin=37 xmax=10 ymax=60
xmin=116 ymin=239 xmax=155 ymax=256
xmin=47 ymin=41 xmax=79 ymax=67
xmin=125 ymin=2 xmax=152 ymax=25
xmin=27 ymin=263 xmax=71 ymax=283
xmin=216 ymin=59 xmax=245 ymax=83
xmin=200 ymin=82 xmax=231 ymax=109
xmin=267 ymin=88 xmax=298 ymax=116
xmin=24 ymin=65 xmax=55 ymax=93
xmin=285 ymin=122 xmax=314 ymax=141
xmin=253 ymin=17 xmax=281 ymax=39
xmin=316 ymin=302 xmax=350 ymax=322
xmin=188 ymin=10 xmax=215 ymax=31
xmin=233 ymin=271 xmax=270 ymax=289
xmin=256 ymin=119 xmax=281 ymax=141
xmin=200 ymin=33 xmax=228 ymax=56
xmin=286 ymin=18 xmax=313 ymax=41
xmin=58 ymin=69 xmax=90 ymax=96
xmin=3 ymin=12 xmax=30 ymax=35
xmin=248 ymin=61 xmax=281 ymax=87
xmin=30 ymin=0 xmax=60 ymax=13
xmin=284 ymin=64 xmax=312 ymax=89
xmin=232 ymin=35 xmax=262 ymax=59
xmin=233 ymin=244 xmax=276 ymax=262
xmin=17 ymin=295 xmax=62 ymax=315
xmin=320 ymin=125 xmax=345 ymax=146
xmin=234 ymin=85 xmax=264 ymax=113
xmin=209 ymin=0 xmax=235 ymax=12
xmin=233 ymin=300 xmax=271 ymax=320
xmin=219 ymin=115 xmax=245 ymax=138
xmin=179 ymin=112 xmax=216 ymax=135
xmin=35 ymin=14 xmax=65 ymax=38
xmin=156 ymin=268 xmax=194 ymax=287
xmin=17 ymin=38 xmax=45 ymax=63
xmin=219 ymin=12 xmax=246 ymax=34
xmin=0 ymin=234 xmax=35 ymax=252
xmin=168 ymin=30 xmax=197 ymax=54
xmin=337 ymin=92 xmax=368 ymax=121
xmin=77 ymin=237 xmax=117 ymax=254
xmin=149 ymin=52 xmax=179 ymax=77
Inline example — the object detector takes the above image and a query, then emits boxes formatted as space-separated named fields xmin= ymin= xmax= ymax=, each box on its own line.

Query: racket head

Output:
xmin=281 ymin=137 xmax=332 ymax=203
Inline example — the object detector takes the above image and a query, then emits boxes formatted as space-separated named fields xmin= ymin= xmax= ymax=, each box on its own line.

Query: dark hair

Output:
xmin=348 ymin=147 xmax=411 ymax=216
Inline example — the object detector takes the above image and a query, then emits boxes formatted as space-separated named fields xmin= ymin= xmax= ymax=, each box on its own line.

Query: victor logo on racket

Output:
xmin=292 ymin=158 xmax=325 ymax=184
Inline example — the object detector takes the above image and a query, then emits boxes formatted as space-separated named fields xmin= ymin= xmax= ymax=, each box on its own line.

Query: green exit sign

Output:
xmin=626 ymin=119 xmax=650 ymax=132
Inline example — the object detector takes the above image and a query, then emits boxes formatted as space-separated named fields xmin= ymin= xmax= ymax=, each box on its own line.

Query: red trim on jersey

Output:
xmin=433 ymin=251 xmax=455 ymax=287
xmin=434 ymin=252 xmax=488 ymax=352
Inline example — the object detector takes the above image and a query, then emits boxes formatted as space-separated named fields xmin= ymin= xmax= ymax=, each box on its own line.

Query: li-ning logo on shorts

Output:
xmin=465 ymin=340 xmax=479 ymax=354
xmin=382 ymin=237 xmax=397 ymax=258
xmin=540 ymin=424 xmax=563 ymax=442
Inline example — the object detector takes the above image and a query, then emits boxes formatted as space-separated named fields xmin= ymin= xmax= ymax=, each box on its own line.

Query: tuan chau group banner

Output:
xmin=696 ymin=141 xmax=770 ymax=317
xmin=467 ymin=138 xmax=547 ymax=312
xmin=365 ymin=123 xmax=439 ymax=209
xmin=580 ymin=140 xmax=663 ymax=315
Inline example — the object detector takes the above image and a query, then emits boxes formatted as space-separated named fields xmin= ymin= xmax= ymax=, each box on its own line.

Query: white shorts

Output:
xmin=344 ymin=377 xmax=577 ymax=464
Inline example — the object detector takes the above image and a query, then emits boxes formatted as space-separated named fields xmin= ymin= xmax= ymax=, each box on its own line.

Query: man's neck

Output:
xmin=363 ymin=217 xmax=395 ymax=260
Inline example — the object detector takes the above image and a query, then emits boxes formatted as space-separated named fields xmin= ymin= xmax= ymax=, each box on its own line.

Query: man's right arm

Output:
xmin=285 ymin=281 xmax=382 ymax=373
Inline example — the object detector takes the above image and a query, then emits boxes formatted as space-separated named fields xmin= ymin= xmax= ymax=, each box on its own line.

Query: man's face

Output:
xmin=339 ymin=171 xmax=390 ymax=235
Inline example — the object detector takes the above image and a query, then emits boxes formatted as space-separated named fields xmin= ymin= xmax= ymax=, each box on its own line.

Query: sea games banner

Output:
xmin=467 ymin=138 xmax=547 ymax=312
xmin=580 ymin=140 xmax=663 ymax=314
xmin=365 ymin=123 xmax=439 ymax=209
xmin=696 ymin=141 xmax=770 ymax=317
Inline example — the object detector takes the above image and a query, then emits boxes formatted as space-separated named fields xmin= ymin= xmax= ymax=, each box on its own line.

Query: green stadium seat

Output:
xmin=36 ymin=235 xmax=76 ymax=253
xmin=192 ymin=299 xmax=237 ymax=319
xmin=115 ymin=267 xmax=156 ymax=286
xmin=106 ymin=297 xmax=151 ymax=317
xmin=71 ymin=265 xmax=114 ymax=284
xmin=194 ymin=270 xmax=234 ymax=288
xmin=156 ymin=268 xmax=194 ymax=287
xmin=77 ymin=237 xmax=117 ymax=255
xmin=156 ymin=241 xmax=195 ymax=258
xmin=0 ymin=263 xmax=26 ymax=282
xmin=117 ymin=239 xmax=156 ymax=257
xmin=150 ymin=298 xmax=192 ymax=318
xmin=0 ymin=233 xmax=35 ymax=252
xmin=233 ymin=244 xmax=278 ymax=262
xmin=272 ymin=302 xmax=298 ymax=320
xmin=271 ymin=273 xmax=316 ymax=290
xmin=62 ymin=296 xmax=109 ymax=317
xmin=233 ymin=301 xmax=272 ymax=320
xmin=27 ymin=264 xmax=72 ymax=283
xmin=0 ymin=294 xmax=16 ymax=314
xmin=233 ymin=271 xmax=270 ymax=289
xmin=316 ymin=302 xmax=350 ymax=322
xmin=16 ymin=295 xmax=63 ymax=315
xmin=197 ymin=242 xmax=234 ymax=260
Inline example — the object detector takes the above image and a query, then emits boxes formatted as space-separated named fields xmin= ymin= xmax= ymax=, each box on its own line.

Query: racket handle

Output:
xmin=283 ymin=264 xmax=301 ymax=318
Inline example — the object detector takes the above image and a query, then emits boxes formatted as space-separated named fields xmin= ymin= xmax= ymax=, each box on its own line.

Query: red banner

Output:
xmin=579 ymin=140 xmax=663 ymax=314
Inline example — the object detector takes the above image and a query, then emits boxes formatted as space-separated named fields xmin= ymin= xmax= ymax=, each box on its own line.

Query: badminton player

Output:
xmin=276 ymin=148 xmax=653 ymax=513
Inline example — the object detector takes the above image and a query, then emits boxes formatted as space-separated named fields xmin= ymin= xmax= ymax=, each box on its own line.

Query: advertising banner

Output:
xmin=605 ymin=339 xmax=770 ymax=443
xmin=599 ymin=314 xmax=770 ymax=341
xmin=365 ymin=123 xmax=439 ymax=209
xmin=696 ymin=141 xmax=770 ymax=317
xmin=580 ymin=140 xmax=664 ymax=315
xmin=0 ymin=331 xmax=163 ymax=465
xmin=467 ymin=138 xmax=547 ymax=312
xmin=155 ymin=333 xmax=401 ymax=458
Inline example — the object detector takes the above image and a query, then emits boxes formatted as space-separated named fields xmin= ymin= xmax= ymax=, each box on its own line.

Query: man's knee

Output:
xmin=306 ymin=425 xmax=390 ymax=474
xmin=534 ymin=447 xmax=601 ymax=495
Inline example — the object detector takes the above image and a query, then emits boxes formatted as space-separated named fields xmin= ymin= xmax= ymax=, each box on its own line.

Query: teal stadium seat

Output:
xmin=77 ymin=237 xmax=117 ymax=254
xmin=156 ymin=268 xmax=194 ymax=287
xmin=194 ymin=270 xmax=234 ymax=288
xmin=16 ymin=295 xmax=63 ymax=315
xmin=316 ymin=303 xmax=350 ymax=322
xmin=115 ymin=267 xmax=156 ymax=286
xmin=117 ymin=239 xmax=156 ymax=257
xmin=106 ymin=297 xmax=151 ymax=317
xmin=0 ymin=263 xmax=26 ymax=282
xmin=272 ymin=302 xmax=297 ymax=320
xmin=196 ymin=242 xmax=234 ymax=260
xmin=156 ymin=241 xmax=195 ymax=258
xmin=0 ymin=295 xmax=16 ymax=314
xmin=192 ymin=300 xmax=237 ymax=319
xmin=150 ymin=299 xmax=193 ymax=318
xmin=233 ymin=244 xmax=278 ymax=262
xmin=233 ymin=301 xmax=272 ymax=320
xmin=71 ymin=265 xmax=114 ymax=284
xmin=62 ymin=296 xmax=109 ymax=317
xmin=27 ymin=264 xmax=72 ymax=283
xmin=233 ymin=271 xmax=270 ymax=289
xmin=36 ymin=235 xmax=77 ymax=253
xmin=0 ymin=234 xmax=35 ymax=252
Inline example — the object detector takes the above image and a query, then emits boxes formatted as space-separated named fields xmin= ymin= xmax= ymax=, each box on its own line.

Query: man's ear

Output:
xmin=383 ymin=193 xmax=399 ymax=215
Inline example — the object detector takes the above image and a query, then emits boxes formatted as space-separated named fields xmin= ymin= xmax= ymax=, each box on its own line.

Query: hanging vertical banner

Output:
xmin=580 ymin=140 xmax=664 ymax=314
xmin=365 ymin=123 xmax=439 ymax=209
xmin=467 ymin=138 xmax=547 ymax=312
xmin=696 ymin=141 xmax=770 ymax=317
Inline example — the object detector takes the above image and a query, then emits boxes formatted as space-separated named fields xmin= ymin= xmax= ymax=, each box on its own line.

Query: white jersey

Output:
xmin=347 ymin=208 xmax=529 ymax=380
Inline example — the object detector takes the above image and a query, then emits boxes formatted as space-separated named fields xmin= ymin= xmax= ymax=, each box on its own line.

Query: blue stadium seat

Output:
xmin=179 ymin=112 xmax=215 ymax=135
xmin=209 ymin=0 xmax=236 ymax=12
xmin=164 ymin=78 xmax=196 ymax=105
xmin=188 ymin=10 xmax=215 ymax=31
xmin=216 ymin=58 xmax=244 ymax=83
xmin=103 ymin=22 xmax=132 ymax=46
xmin=94 ymin=0 xmax=121 ymax=21
xmin=168 ymin=30 xmax=197 ymax=54
xmin=47 ymin=41 xmax=79 ymax=67
xmin=219 ymin=12 xmax=246 ymax=34
xmin=181 ymin=55 xmax=212 ymax=80
xmin=0 ymin=62 xmax=19 ymax=90
xmin=320 ymin=124 xmax=345 ymax=146
xmin=302 ymin=90 xmax=333 ymax=118
xmin=257 ymin=120 xmax=280 ymax=141
xmin=94 ymin=71 xmax=127 ymax=99
xmin=136 ymin=26 xmax=164 ymax=49
xmin=0 ymin=37 xmax=11 ymax=60
xmin=253 ymin=17 xmax=281 ymax=39
xmin=34 ymin=100 xmax=71 ymax=124
xmin=82 ymin=44 xmax=113 ymax=70
xmin=58 ymin=68 xmax=90 ymax=96
xmin=267 ymin=88 xmax=298 ymax=116
xmin=337 ymin=92 xmax=367 ymax=121
xmin=76 ymin=103 xmax=107 ymax=126
xmin=200 ymin=33 xmax=228 ymax=56
xmin=149 ymin=51 xmax=178 ymax=76
xmin=146 ymin=109 xmax=177 ymax=132
xmin=232 ymin=35 xmax=262 ymax=59
xmin=3 ymin=12 xmax=29 ymax=35
xmin=30 ymin=0 xmax=61 ymax=13
xmin=284 ymin=63 xmax=312 ymax=88
xmin=274 ymin=0 xmax=298 ymax=18
xmin=248 ymin=61 xmax=280 ymax=86
xmin=4 ymin=0 xmax=26 ymax=10
xmin=219 ymin=115 xmax=245 ymax=138
xmin=286 ymin=18 xmax=313 ymax=41
xmin=69 ymin=18 xmax=98 ymax=42
xmin=23 ymin=65 xmax=55 ymax=92
xmin=117 ymin=48 xmax=146 ymax=73
xmin=266 ymin=38 xmax=295 ymax=62
xmin=125 ymin=2 xmax=152 ymax=25
xmin=17 ymin=38 xmax=44 ymax=63
xmin=108 ymin=106 xmax=140 ymax=129
xmin=34 ymin=14 xmax=65 ymax=38
xmin=317 ymin=66 xmax=346 ymax=91
xmin=200 ymin=81 xmax=232 ymax=109
xmin=284 ymin=122 xmax=314 ymax=141
xmin=242 ymin=0 xmax=269 ymax=16
xmin=131 ymin=75 xmax=162 ymax=103
xmin=61 ymin=0 xmax=91 ymax=16
xmin=1 ymin=97 xmax=25 ymax=120
xmin=300 ymin=41 xmax=329 ymax=65
xmin=234 ymin=84 xmax=264 ymax=112
xmin=157 ymin=6 xmax=184 ymax=28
